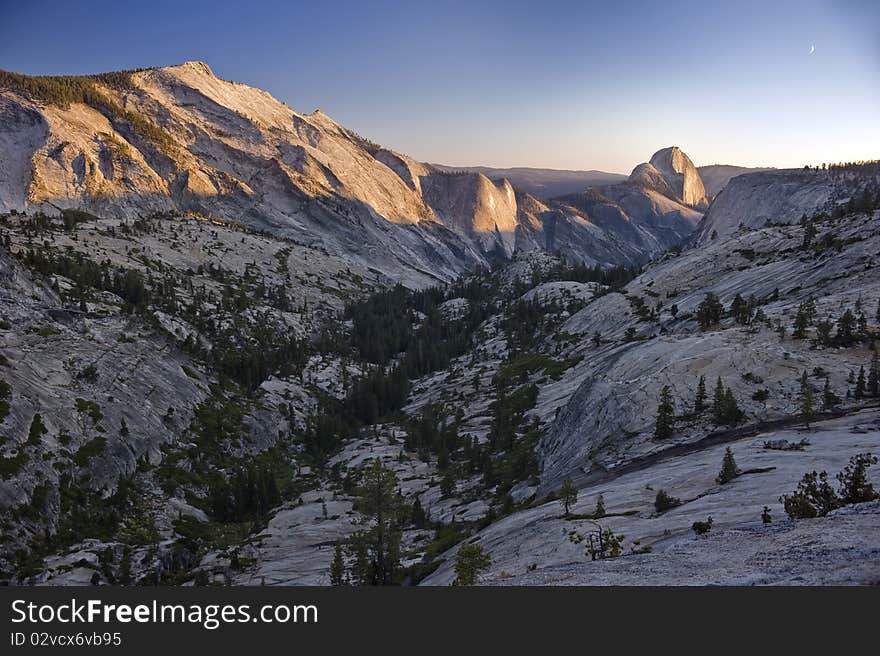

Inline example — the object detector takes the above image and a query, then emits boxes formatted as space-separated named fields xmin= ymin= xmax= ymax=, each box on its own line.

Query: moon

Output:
xmin=809 ymin=44 xmax=815 ymax=54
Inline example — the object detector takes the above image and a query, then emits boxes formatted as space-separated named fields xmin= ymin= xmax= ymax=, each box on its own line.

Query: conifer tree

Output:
xmin=802 ymin=219 xmax=816 ymax=249
xmin=855 ymin=365 xmax=867 ymax=399
xmin=594 ymin=494 xmax=606 ymax=518
xmin=693 ymin=375 xmax=707 ymax=414
xmin=815 ymin=319 xmax=834 ymax=346
xmin=869 ymin=352 xmax=879 ymax=397
xmin=716 ymin=447 xmax=740 ymax=484
xmin=822 ymin=376 xmax=839 ymax=410
xmin=722 ymin=387 xmax=742 ymax=424
xmin=798 ymin=371 xmax=815 ymax=427
xmin=836 ymin=309 xmax=857 ymax=345
xmin=696 ymin=293 xmax=724 ymax=329
xmin=330 ymin=543 xmax=346 ymax=586
xmin=712 ymin=377 xmax=725 ymax=421
xmin=730 ymin=293 xmax=751 ymax=324
xmin=836 ymin=453 xmax=879 ymax=505
xmin=411 ymin=497 xmax=427 ymax=529
xmin=453 ymin=543 xmax=491 ymax=586
xmin=559 ymin=478 xmax=577 ymax=517
xmin=344 ymin=459 xmax=404 ymax=586
xmin=653 ymin=385 xmax=675 ymax=440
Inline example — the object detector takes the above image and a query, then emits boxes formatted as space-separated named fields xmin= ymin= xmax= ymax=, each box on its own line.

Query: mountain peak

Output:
xmin=629 ymin=146 xmax=708 ymax=209
xmin=159 ymin=61 xmax=216 ymax=77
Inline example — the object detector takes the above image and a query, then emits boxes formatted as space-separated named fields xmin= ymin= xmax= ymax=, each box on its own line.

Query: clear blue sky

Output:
xmin=2 ymin=0 xmax=878 ymax=172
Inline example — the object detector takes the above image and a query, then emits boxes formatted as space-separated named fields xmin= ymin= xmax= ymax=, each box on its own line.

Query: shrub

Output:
xmin=780 ymin=471 xmax=839 ymax=519
xmin=654 ymin=489 xmax=681 ymax=513
xmin=587 ymin=527 xmax=624 ymax=560
xmin=74 ymin=436 xmax=107 ymax=467
xmin=692 ymin=516 xmax=713 ymax=535
xmin=781 ymin=453 xmax=878 ymax=519
xmin=78 ymin=364 xmax=99 ymax=383
xmin=74 ymin=398 xmax=103 ymax=422
xmin=836 ymin=453 xmax=878 ymax=505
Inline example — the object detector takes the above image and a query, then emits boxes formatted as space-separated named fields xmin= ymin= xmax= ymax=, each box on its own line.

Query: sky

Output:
xmin=1 ymin=0 xmax=878 ymax=173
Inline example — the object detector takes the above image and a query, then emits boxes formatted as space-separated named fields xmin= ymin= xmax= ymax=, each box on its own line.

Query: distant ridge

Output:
xmin=430 ymin=164 xmax=625 ymax=199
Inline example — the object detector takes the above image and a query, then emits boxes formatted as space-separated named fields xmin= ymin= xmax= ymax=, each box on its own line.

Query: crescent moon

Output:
xmin=809 ymin=45 xmax=815 ymax=54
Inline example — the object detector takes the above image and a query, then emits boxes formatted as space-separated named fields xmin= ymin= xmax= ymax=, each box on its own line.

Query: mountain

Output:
xmin=0 ymin=63 xmax=701 ymax=283
xmin=627 ymin=146 xmax=709 ymax=210
xmin=4 ymin=61 xmax=875 ymax=587
xmin=430 ymin=165 xmax=626 ymax=199
xmin=697 ymin=164 xmax=775 ymax=199
xmin=696 ymin=164 xmax=880 ymax=244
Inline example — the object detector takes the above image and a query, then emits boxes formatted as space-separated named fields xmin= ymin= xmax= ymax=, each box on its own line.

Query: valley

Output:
xmin=0 ymin=63 xmax=878 ymax=587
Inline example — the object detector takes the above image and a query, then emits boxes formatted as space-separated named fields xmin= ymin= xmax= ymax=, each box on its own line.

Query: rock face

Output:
xmin=629 ymin=146 xmax=709 ymax=210
xmin=0 ymin=63 xmax=704 ymax=284
xmin=426 ymin=417 xmax=880 ymax=586
xmin=697 ymin=164 xmax=775 ymax=199
xmin=537 ymin=207 xmax=880 ymax=493
xmin=695 ymin=168 xmax=853 ymax=244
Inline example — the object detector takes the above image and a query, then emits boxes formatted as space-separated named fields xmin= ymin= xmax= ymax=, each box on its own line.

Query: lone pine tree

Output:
xmin=454 ymin=543 xmax=491 ymax=586
xmin=716 ymin=447 xmax=740 ymax=484
xmin=594 ymin=494 xmax=606 ymax=518
xmin=559 ymin=478 xmax=577 ymax=517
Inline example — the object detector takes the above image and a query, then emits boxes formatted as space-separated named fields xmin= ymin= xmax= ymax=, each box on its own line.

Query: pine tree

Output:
xmin=453 ymin=543 xmax=491 ymax=586
xmin=411 ymin=497 xmax=427 ymax=529
xmin=730 ymin=293 xmax=751 ymax=324
xmin=798 ymin=371 xmax=815 ymax=427
xmin=836 ymin=453 xmax=879 ymax=505
xmin=855 ymin=365 xmax=866 ymax=399
xmin=722 ymin=387 xmax=742 ymax=424
xmin=330 ymin=543 xmax=346 ymax=586
xmin=822 ymin=376 xmax=839 ymax=410
xmin=346 ymin=459 xmax=404 ymax=586
xmin=815 ymin=318 xmax=834 ymax=346
xmin=712 ymin=377 xmax=726 ymax=420
xmin=594 ymin=494 xmax=605 ymax=518
xmin=694 ymin=375 xmax=707 ymax=414
xmin=836 ymin=309 xmax=857 ymax=345
xmin=716 ymin=447 xmax=740 ymax=484
xmin=653 ymin=385 xmax=675 ymax=440
xmin=802 ymin=219 xmax=816 ymax=249
xmin=559 ymin=478 xmax=577 ymax=517
xmin=27 ymin=413 xmax=47 ymax=446
xmin=868 ymin=352 xmax=880 ymax=397
xmin=696 ymin=293 xmax=724 ymax=329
